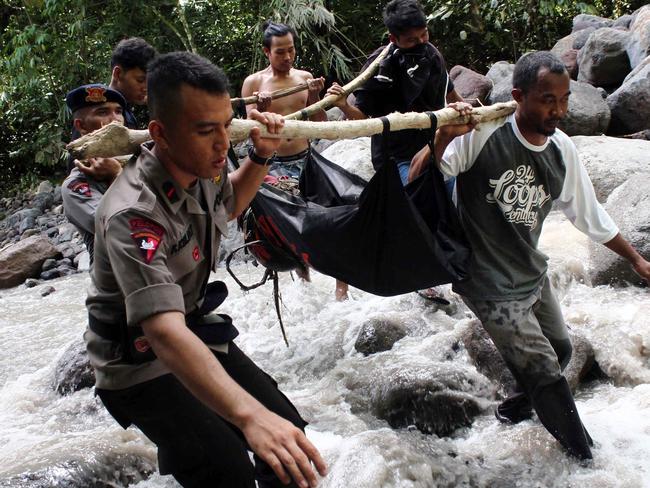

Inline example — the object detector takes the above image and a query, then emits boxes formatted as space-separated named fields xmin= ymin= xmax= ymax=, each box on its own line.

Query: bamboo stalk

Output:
xmin=231 ymin=81 xmax=310 ymax=106
xmin=66 ymin=101 xmax=517 ymax=159
xmin=284 ymin=43 xmax=393 ymax=120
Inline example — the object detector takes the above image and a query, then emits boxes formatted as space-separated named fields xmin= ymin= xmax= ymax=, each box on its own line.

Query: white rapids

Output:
xmin=0 ymin=211 xmax=649 ymax=488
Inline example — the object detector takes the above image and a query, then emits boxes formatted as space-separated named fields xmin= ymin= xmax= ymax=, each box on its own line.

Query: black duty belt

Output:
xmin=88 ymin=280 xmax=238 ymax=364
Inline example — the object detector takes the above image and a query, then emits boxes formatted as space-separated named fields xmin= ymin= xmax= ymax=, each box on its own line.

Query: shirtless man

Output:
xmin=241 ymin=21 xmax=325 ymax=178
xmin=242 ymin=22 xmax=350 ymax=301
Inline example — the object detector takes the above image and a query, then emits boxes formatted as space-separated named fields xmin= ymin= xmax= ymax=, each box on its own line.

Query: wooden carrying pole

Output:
xmin=230 ymin=81 xmax=310 ymax=106
xmin=67 ymin=101 xmax=517 ymax=160
xmin=283 ymin=43 xmax=393 ymax=120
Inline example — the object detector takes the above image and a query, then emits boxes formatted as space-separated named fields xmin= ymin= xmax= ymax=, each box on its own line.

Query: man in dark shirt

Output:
xmin=108 ymin=37 xmax=157 ymax=129
xmin=328 ymin=0 xmax=462 ymax=184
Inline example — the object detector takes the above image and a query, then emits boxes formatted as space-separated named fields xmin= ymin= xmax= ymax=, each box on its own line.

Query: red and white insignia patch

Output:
xmin=133 ymin=336 xmax=151 ymax=353
xmin=68 ymin=179 xmax=91 ymax=197
xmin=85 ymin=86 xmax=107 ymax=103
xmin=192 ymin=245 xmax=200 ymax=261
xmin=129 ymin=218 xmax=164 ymax=264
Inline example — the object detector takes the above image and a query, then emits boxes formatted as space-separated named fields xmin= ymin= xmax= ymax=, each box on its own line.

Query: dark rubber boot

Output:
xmin=531 ymin=378 xmax=593 ymax=460
xmin=495 ymin=392 xmax=534 ymax=424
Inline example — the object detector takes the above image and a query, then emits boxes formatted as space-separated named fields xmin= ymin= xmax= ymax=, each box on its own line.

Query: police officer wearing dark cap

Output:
xmin=62 ymin=83 xmax=127 ymax=262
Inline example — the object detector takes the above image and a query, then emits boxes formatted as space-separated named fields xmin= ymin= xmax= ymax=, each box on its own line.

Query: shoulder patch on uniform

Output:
xmin=162 ymin=181 xmax=179 ymax=204
xmin=67 ymin=178 xmax=91 ymax=197
xmin=129 ymin=218 xmax=165 ymax=264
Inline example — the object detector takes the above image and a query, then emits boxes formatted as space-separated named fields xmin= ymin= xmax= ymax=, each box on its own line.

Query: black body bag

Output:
xmin=244 ymin=146 xmax=471 ymax=297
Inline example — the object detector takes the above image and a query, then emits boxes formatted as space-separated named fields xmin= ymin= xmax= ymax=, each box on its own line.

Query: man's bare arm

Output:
xmin=325 ymin=82 xmax=366 ymax=120
xmin=241 ymin=74 xmax=270 ymax=115
xmin=228 ymin=110 xmax=283 ymax=219
xmin=603 ymin=233 xmax=650 ymax=282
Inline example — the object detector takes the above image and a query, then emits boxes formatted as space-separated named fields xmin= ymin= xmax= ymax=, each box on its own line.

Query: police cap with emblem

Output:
xmin=65 ymin=84 xmax=127 ymax=113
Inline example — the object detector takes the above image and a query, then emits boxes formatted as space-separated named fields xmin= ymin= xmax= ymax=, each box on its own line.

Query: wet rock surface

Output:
xmin=53 ymin=340 xmax=95 ymax=395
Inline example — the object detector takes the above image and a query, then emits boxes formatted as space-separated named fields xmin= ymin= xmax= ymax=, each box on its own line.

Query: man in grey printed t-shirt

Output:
xmin=411 ymin=51 xmax=650 ymax=461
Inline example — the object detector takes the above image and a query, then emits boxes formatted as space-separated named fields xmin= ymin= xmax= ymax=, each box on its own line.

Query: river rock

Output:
xmin=321 ymin=137 xmax=374 ymax=181
xmin=460 ymin=319 xmax=516 ymax=395
xmin=563 ymin=329 xmax=597 ymax=391
xmin=449 ymin=65 xmax=493 ymax=102
xmin=486 ymin=61 xmax=515 ymax=104
xmin=1 ymin=453 xmax=155 ymax=488
xmin=7 ymin=208 xmax=41 ymax=229
xmin=36 ymin=180 xmax=53 ymax=194
xmin=560 ymin=49 xmax=579 ymax=79
xmin=627 ymin=5 xmax=650 ymax=68
xmin=607 ymin=60 xmax=650 ymax=135
xmin=354 ymin=317 xmax=407 ymax=356
xmin=0 ymin=235 xmax=60 ymax=289
xmin=559 ymin=80 xmax=610 ymax=136
xmin=613 ymin=14 xmax=633 ymax=30
xmin=74 ymin=250 xmax=91 ymax=271
xmin=572 ymin=135 xmax=650 ymax=202
xmin=589 ymin=174 xmax=650 ymax=286
xmin=31 ymin=192 xmax=54 ymax=213
xmin=40 ymin=285 xmax=56 ymax=297
xmin=53 ymin=340 xmax=95 ymax=395
xmin=367 ymin=363 xmax=485 ymax=436
xmin=572 ymin=14 xmax=613 ymax=33
xmin=551 ymin=29 xmax=595 ymax=79
xmin=41 ymin=258 xmax=57 ymax=272
xmin=577 ymin=28 xmax=631 ymax=87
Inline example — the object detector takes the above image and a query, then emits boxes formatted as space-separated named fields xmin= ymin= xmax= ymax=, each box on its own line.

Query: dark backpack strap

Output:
xmin=379 ymin=115 xmax=391 ymax=168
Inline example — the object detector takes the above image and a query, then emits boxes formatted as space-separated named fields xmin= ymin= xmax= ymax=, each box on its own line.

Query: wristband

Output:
xmin=248 ymin=147 xmax=274 ymax=166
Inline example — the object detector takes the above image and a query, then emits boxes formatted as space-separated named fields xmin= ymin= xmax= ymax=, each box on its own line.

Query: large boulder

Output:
xmin=354 ymin=317 xmax=407 ymax=356
xmin=551 ymin=28 xmax=596 ymax=79
xmin=572 ymin=14 xmax=613 ymax=33
xmin=53 ymin=340 xmax=95 ymax=395
xmin=577 ymin=28 xmax=631 ymax=87
xmin=460 ymin=319 xmax=516 ymax=395
xmin=559 ymin=80 xmax=610 ymax=136
xmin=572 ymin=135 xmax=650 ymax=202
xmin=321 ymin=137 xmax=374 ymax=181
xmin=0 ymin=235 xmax=60 ymax=289
xmin=449 ymin=65 xmax=493 ymax=102
xmin=627 ymin=5 xmax=650 ymax=68
xmin=607 ymin=60 xmax=650 ymax=134
xmin=485 ymin=61 xmax=514 ymax=104
xmin=366 ymin=363 xmax=486 ymax=437
xmin=613 ymin=14 xmax=633 ymax=30
xmin=589 ymin=174 xmax=650 ymax=285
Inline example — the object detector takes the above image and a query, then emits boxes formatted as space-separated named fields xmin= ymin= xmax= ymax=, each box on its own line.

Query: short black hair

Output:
xmin=147 ymin=51 xmax=230 ymax=124
xmin=111 ymin=37 xmax=157 ymax=72
xmin=513 ymin=51 xmax=567 ymax=93
xmin=262 ymin=21 xmax=296 ymax=49
xmin=383 ymin=0 xmax=427 ymax=36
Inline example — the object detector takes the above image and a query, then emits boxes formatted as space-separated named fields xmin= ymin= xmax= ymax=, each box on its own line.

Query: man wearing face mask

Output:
xmin=327 ymin=0 xmax=462 ymax=184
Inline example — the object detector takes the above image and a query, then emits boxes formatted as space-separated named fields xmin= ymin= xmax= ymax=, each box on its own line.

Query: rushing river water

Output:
xmin=0 ymin=211 xmax=649 ymax=488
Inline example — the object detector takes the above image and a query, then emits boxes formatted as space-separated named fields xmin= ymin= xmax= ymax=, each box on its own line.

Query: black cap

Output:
xmin=65 ymin=84 xmax=127 ymax=113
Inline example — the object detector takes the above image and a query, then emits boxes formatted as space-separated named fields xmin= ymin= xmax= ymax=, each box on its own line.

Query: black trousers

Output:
xmin=97 ymin=342 xmax=306 ymax=488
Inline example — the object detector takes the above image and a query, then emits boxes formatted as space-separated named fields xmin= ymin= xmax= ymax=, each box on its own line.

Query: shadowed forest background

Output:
xmin=0 ymin=0 xmax=645 ymax=193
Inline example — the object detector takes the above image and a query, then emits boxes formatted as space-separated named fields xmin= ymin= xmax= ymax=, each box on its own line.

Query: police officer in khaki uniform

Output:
xmin=85 ymin=52 xmax=327 ymax=488
xmin=61 ymin=84 xmax=126 ymax=261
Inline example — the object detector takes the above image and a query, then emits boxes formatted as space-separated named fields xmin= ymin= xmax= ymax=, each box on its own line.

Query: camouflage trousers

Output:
xmin=462 ymin=276 xmax=573 ymax=396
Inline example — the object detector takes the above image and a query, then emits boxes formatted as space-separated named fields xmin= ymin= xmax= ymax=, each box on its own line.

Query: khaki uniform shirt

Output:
xmin=85 ymin=142 xmax=234 ymax=390
xmin=61 ymin=168 xmax=109 ymax=260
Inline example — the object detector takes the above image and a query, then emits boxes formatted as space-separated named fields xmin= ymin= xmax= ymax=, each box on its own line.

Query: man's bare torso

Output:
xmin=244 ymin=67 xmax=313 ymax=156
